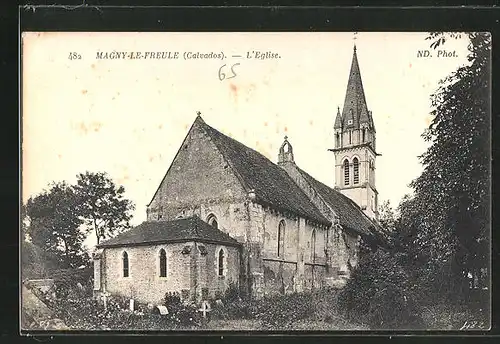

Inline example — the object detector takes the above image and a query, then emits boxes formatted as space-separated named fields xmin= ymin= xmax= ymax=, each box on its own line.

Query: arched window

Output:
xmin=122 ymin=251 xmax=129 ymax=277
xmin=311 ymin=230 xmax=317 ymax=263
xmin=277 ymin=220 xmax=285 ymax=258
xmin=335 ymin=133 xmax=340 ymax=147
xmin=207 ymin=214 xmax=218 ymax=229
xmin=218 ymin=249 xmax=225 ymax=276
xmin=353 ymin=157 xmax=359 ymax=184
xmin=348 ymin=131 xmax=352 ymax=144
xmin=343 ymin=159 xmax=350 ymax=186
xmin=362 ymin=128 xmax=366 ymax=142
xmin=283 ymin=141 xmax=291 ymax=153
xmin=159 ymin=249 xmax=167 ymax=277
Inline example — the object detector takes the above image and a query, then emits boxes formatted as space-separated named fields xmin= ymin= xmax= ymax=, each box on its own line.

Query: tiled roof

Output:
xmin=341 ymin=46 xmax=373 ymax=130
xmin=97 ymin=216 xmax=240 ymax=248
xmin=199 ymin=118 xmax=330 ymax=226
xmin=296 ymin=167 xmax=377 ymax=237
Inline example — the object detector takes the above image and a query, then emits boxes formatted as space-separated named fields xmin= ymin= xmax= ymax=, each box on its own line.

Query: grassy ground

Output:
xmin=22 ymin=283 xmax=487 ymax=332
xmin=166 ymin=318 xmax=367 ymax=331
xmin=420 ymin=302 xmax=490 ymax=330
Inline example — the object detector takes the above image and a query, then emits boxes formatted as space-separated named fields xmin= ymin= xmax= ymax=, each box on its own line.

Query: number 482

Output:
xmin=68 ymin=52 xmax=82 ymax=60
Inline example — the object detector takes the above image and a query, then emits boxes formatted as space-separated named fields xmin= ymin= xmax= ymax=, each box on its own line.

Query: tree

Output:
xmin=73 ymin=172 xmax=135 ymax=245
xmin=25 ymin=182 xmax=88 ymax=268
xmin=378 ymin=200 xmax=398 ymax=232
xmin=407 ymin=32 xmax=491 ymax=298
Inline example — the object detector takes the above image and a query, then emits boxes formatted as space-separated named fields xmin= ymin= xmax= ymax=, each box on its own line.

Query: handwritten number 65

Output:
xmin=219 ymin=63 xmax=240 ymax=81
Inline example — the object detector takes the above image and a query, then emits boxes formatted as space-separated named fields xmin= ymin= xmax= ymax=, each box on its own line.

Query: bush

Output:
xmin=223 ymin=280 xmax=242 ymax=302
xmin=51 ymin=267 xmax=93 ymax=298
xmin=34 ymin=284 xmax=203 ymax=330
xmin=211 ymin=298 xmax=257 ymax=321
xmin=162 ymin=292 xmax=203 ymax=328
xmin=338 ymin=249 xmax=424 ymax=329
xmin=210 ymin=290 xmax=318 ymax=330
xmin=257 ymin=292 xmax=317 ymax=329
xmin=164 ymin=292 xmax=182 ymax=310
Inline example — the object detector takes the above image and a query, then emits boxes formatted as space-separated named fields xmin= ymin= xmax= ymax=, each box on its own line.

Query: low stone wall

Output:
xmin=24 ymin=279 xmax=56 ymax=298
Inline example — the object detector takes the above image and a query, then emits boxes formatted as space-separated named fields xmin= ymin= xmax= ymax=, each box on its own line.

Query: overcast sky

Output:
xmin=22 ymin=32 xmax=471 ymax=249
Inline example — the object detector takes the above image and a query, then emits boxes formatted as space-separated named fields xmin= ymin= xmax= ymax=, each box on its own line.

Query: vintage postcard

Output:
xmin=20 ymin=32 xmax=491 ymax=332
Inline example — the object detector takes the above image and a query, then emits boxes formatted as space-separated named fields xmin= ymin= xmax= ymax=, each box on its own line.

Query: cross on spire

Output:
xmin=196 ymin=111 xmax=201 ymax=116
xmin=353 ymin=32 xmax=358 ymax=51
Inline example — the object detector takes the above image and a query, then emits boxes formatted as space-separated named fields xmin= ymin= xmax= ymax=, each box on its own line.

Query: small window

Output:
xmin=277 ymin=220 xmax=285 ymax=258
xmin=218 ymin=249 xmax=225 ymax=276
xmin=207 ymin=214 xmax=218 ymax=229
xmin=347 ymin=119 xmax=353 ymax=125
xmin=348 ymin=131 xmax=352 ymax=144
xmin=362 ymin=129 xmax=366 ymax=142
xmin=335 ymin=133 xmax=340 ymax=147
xmin=353 ymin=157 xmax=359 ymax=184
xmin=343 ymin=159 xmax=350 ymax=186
xmin=159 ymin=249 xmax=167 ymax=277
xmin=122 ymin=251 xmax=129 ymax=277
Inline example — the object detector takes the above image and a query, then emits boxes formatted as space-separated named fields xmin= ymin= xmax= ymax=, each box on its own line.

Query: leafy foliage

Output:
xmin=74 ymin=172 xmax=135 ymax=245
xmin=406 ymin=32 xmax=491 ymax=298
xmin=26 ymin=182 xmax=88 ymax=268
xmin=378 ymin=200 xmax=397 ymax=233
xmin=51 ymin=267 xmax=94 ymax=298
xmin=21 ymin=240 xmax=61 ymax=280
xmin=210 ymin=290 xmax=320 ymax=330
xmin=22 ymin=171 xmax=135 ymax=272
xmin=162 ymin=292 xmax=219 ymax=327
xmin=338 ymin=249 xmax=423 ymax=329
xmin=338 ymin=33 xmax=491 ymax=329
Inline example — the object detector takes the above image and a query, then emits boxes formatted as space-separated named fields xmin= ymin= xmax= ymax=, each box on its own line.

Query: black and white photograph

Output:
xmin=20 ymin=32 xmax=491 ymax=332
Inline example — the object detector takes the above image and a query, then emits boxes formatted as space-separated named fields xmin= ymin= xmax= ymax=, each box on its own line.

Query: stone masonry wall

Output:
xmin=100 ymin=242 xmax=239 ymax=305
xmin=147 ymin=119 xmax=247 ymax=222
xmin=279 ymin=161 xmax=362 ymax=286
xmin=196 ymin=243 xmax=240 ymax=301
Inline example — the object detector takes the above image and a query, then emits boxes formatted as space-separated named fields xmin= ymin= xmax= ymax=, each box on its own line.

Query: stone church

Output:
xmin=93 ymin=46 xmax=382 ymax=305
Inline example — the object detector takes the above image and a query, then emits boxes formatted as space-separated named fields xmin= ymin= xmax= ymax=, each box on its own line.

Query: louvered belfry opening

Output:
xmin=353 ymin=157 xmax=359 ymax=184
xmin=344 ymin=159 xmax=350 ymax=185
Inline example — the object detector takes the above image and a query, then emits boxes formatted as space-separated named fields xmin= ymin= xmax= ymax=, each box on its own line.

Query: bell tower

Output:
xmin=329 ymin=45 xmax=380 ymax=220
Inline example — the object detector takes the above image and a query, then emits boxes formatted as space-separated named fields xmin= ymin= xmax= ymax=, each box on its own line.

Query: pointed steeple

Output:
xmin=342 ymin=45 xmax=370 ymax=129
xmin=334 ymin=106 xmax=342 ymax=129
xmin=194 ymin=110 xmax=206 ymax=126
xmin=368 ymin=110 xmax=376 ymax=132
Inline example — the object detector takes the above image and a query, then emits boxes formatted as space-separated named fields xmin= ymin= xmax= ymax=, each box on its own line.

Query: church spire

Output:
xmin=341 ymin=45 xmax=371 ymax=129
xmin=330 ymin=43 xmax=379 ymax=221
xmin=334 ymin=106 xmax=342 ymax=129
